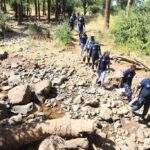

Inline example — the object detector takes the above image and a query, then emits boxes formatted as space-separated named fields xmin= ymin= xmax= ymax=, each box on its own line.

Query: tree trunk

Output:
xmin=62 ymin=0 xmax=66 ymax=18
xmin=0 ymin=119 xmax=97 ymax=150
xmin=126 ymin=0 xmax=134 ymax=17
xmin=38 ymin=0 xmax=40 ymax=20
xmin=3 ymin=0 xmax=7 ymax=13
xmin=18 ymin=0 xmax=23 ymax=25
xmin=47 ymin=0 xmax=51 ymax=23
xmin=34 ymin=0 xmax=38 ymax=20
xmin=103 ymin=0 xmax=111 ymax=30
xmin=43 ymin=0 xmax=46 ymax=15
xmin=55 ymin=0 xmax=59 ymax=21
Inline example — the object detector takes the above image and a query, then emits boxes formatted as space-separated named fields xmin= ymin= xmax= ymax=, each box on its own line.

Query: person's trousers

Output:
xmin=131 ymin=97 xmax=150 ymax=118
xmin=80 ymin=43 xmax=85 ymax=57
xmin=123 ymin=83 xmax=132 ymax=100
xmin=98 ymin=70 xmax=107 ymax=86
xmin=92 ymin=57 xmax=98 ymax=70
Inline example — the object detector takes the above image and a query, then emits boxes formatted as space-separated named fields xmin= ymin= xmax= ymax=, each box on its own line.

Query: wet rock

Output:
xmin=0 ymin=104 xmax=8 ymax=120
xmin=33 ymin=80 xmax=52 ymax=103
xmin=11 ymin=102 xmax=38 ymax=116
xmin=99 ymin=107 xmax=113 ymax=121
xmin=8 ymin=85 xmax=32 ymax=105
xmin=0 ymin=51 xmax=8 ymax=60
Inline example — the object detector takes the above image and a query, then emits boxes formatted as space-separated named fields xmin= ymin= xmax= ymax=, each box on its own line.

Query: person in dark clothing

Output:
xmin=84 ymin=34 xmax=95 ymax=65
xmin=91 ymin=43 xmax=101 ymax=70
xmin=80 ymin=32 xmax=88 ymax=58
xmin=69 ymin=15 xmax=75 ymax=31
xmin=78 ymin=15 xmax=85 ymax=36
xmin=131 ymin=78 xmax=150 ymax=120
xmin=97 ymin=51 xmax=110 ymax=87
xmin=120 ymin=65 xmax=136 ymax=100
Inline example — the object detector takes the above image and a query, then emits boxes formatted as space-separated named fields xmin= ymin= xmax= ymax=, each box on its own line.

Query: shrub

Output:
xmin=0 ymin=12 xmax=10 ymax=39
xmin=54 ymin=23 xmax=72 ymax=45
xmin=28 ymin=23 xmax=49 ymax=38
xmin=88 ymin=4 xmax=101 ymax=14
xmin=111 ymin=3 xmax=150 ymax=54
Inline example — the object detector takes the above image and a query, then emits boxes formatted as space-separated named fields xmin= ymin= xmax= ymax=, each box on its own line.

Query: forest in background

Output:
xmin=0 ymin=0 xmax=150 ymax=56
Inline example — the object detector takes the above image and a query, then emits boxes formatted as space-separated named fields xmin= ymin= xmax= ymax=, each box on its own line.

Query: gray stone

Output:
xmin=11 ymin=102 xmax=38 ymax=116
xmin=8 ymin=75 xmax=21 ymax=86
xmin=8 ymin=85 xmax=32 ymax=105
xmin=52 ymin=76 xmax=67 ymax=86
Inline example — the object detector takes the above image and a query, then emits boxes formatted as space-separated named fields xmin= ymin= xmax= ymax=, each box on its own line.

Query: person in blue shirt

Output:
xmin=78 ymin=15 xmax=85 ymax=36
xmin=91 ymin=43 xmax=101 ymax=70
xmin=120 ymin=65 xmax=136 ymax=100
xmin=97 ymin=51 xmax=110 ymax=87
xmin=80 ymin=32 xmax=87 ymax=58
xmin=131 ymin=78 xmax=150 ymax=120
xmin=69 ymin=15 xmax=75 ymax=31
xmin=84 ymin=34 xmax=95 ymax=65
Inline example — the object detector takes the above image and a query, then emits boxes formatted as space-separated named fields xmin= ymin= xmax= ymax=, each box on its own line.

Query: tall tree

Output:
xmin=47 ymin=0 xmax=51 ymax=23
xmin=34 ymin=0 xmax=38 ymax=20
xmin=126 ymin=0 xmax=134 ymax=17
xmin=55 ymin=0 xmax=59 ymax=21
xmin=18 ymin=0 xmax=23 ymax=25
xmin=43 ymin=0 xmax=46 ymax=15
xmin=82 ymin=0 xmax=87 ymax=15
xmin=37 ymin=0 xmax=40 ymax=20
xmin=103 ymin=0 xmax=111 ymax=30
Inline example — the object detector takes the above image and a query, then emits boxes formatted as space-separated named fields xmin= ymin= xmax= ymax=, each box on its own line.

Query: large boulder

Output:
xmin=8 ymin=85 xmax=32 ymax=105
xmin=32 ymin=80 xmax=52 ymax=103
xmin=0 ymin=51 xmax=8 ymax=60
xmin=0 ymin=104 xmax=8 ymax=120
xmin=11 ymin=102 xmax=39 ymax=116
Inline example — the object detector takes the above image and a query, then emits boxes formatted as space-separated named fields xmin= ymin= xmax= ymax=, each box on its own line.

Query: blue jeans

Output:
xmin=98 ymin=70 xmax=107 ymax=86
xmin=80 ymin=43 xmax=85 ymax=57
xmin=131 ymin=97 xmax=150 ymax=118
xmin=123 ymin=83 xmax=132 ymax=100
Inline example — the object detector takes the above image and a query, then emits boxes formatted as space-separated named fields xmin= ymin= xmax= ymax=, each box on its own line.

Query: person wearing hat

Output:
xmin=130 ymin=77 xmax=150 ymax=120
xmin=97 ymin=51 xmax=110 ymax=87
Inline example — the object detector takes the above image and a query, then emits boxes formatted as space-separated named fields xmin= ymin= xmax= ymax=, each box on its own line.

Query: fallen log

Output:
xmin=39 ymin=136 xmax=89 ymax=150
xmin=0 ymin=119 xmax=97 ymax=150
xmin=111 ymin=55 xmax=150 ymax=71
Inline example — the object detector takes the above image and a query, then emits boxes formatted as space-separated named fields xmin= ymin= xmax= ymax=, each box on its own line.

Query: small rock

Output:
xmin=73 ymin=95 xmax=83 ymax=104
xmin=52 ymin=76 xmax=67 ymax=86
xmin=72 ymin=105 xmax=80 ymax=111
xmin=0 ymin=51 xmax=8 ymax=60
xmin=11 ymin=102 xmax=38 ymax=116
xmin=85 ymin=98 xmax=99 ymax=107
xmin=8 ymin=75 xmax=21 ymax=86
xmin=8 ymin=114 xmax=23 ymax=125
xmin=99 ymin=107 xmax=113 ymax=121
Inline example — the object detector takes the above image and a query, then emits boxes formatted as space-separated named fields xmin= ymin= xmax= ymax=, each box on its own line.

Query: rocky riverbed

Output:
xmin=0 ymin=37 xmax=150 ymax=150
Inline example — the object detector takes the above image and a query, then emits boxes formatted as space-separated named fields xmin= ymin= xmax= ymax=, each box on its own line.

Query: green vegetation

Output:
xmin=54 ymin=23 xmax=72 ymax=45
xmin=28 ymin=23 xmax=50 ymax=38
xmin=0 ymin=13 xmax=10 ymax=38
xmin=111 ymin=2 xmax=150 ymax=55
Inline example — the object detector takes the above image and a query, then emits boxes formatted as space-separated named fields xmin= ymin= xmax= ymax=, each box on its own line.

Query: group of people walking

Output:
xmin=68 ymin=12 xmax=150 ymax=122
